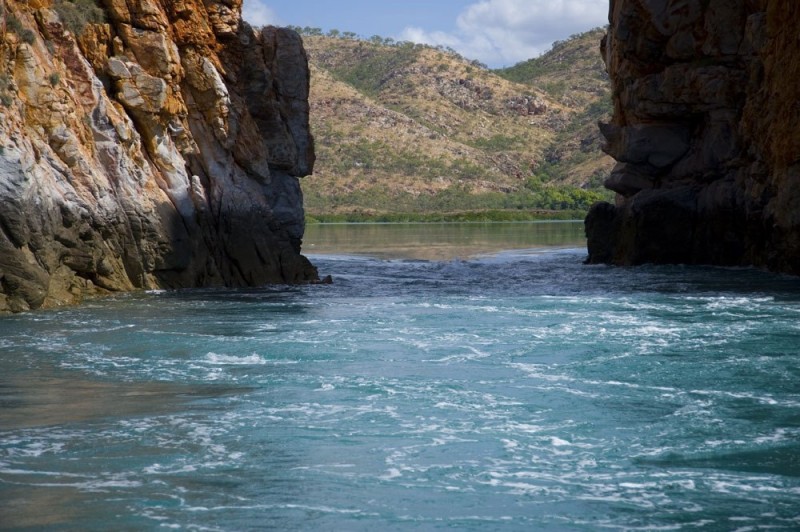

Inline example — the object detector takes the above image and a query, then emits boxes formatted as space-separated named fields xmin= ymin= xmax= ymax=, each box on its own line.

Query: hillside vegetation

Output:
xmin=295 ymin=28 xmax=614 ymax=221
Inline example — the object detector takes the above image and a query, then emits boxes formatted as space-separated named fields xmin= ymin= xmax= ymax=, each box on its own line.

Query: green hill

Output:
xmin=295 ymin=28 xmax=613 ymax=221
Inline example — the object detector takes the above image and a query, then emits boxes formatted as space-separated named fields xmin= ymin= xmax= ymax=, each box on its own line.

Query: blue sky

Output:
xmin=242 ymin=0 xmax=609 ymax=68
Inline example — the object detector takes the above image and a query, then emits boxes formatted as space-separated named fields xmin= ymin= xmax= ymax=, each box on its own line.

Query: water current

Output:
xmin=1 ymin=222 xmax=799 ymax=530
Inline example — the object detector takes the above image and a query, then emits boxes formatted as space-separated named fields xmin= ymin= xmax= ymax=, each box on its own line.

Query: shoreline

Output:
xmin=305 ymin=219 xmax=585 ymax=225
xmin=305 ymin=209 xmax=589 ymax=224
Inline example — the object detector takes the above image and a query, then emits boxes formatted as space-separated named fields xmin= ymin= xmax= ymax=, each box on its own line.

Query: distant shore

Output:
xmin=305 ymin=209 xmax=588 ymax=224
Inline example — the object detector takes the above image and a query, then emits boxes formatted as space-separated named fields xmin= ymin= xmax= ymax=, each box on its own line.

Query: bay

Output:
xmin=1 ymin=222 xmax=800 ymax=530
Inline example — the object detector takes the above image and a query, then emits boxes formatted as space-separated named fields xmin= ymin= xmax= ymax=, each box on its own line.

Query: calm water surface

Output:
xmin=1 ymin=222 xmax=800 ymax=530
xmin=303 ymin=221 xmax=585 ymax=260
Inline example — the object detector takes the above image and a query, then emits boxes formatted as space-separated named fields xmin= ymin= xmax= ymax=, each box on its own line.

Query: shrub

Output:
xmin=2 ymin=8 xmax=36 ymax=44
xmin=20 ymin=29 xmax=35 ymax=44
xmin=49 ymin=73 xmax=60 ymax=86
xmin=53 ymin=0 xmax=106 ymax=36
xmin=333 ymin=45 xmax=420 ymax=97
xmin=470 ymin=134 xmax=520 ymax=152
xmin=0 ymin=74 xmax=13 ymax=106
xmin=5 ymin=14 xmax=23 ymax=34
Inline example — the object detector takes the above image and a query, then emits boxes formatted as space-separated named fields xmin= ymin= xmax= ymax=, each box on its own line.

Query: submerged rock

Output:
xmin=586 ymin=0 xmax=800 ymax=275
xmin=0 ymin=0 xmax=318 ymax=312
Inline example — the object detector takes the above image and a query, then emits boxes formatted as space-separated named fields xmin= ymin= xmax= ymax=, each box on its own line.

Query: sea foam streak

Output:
xmin=203 ymin=353 xmax=267 ymax=365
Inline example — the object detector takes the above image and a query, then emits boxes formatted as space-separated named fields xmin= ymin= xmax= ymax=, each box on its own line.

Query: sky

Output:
xmin=242 ymin=0 xmax=609 ymax=68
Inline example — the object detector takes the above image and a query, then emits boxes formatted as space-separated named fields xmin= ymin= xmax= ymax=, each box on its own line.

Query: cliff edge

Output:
xmin=0 ymin=0 xmax=318 ymax=312
xmin=586 ymin=0 xmax=800 ymax=275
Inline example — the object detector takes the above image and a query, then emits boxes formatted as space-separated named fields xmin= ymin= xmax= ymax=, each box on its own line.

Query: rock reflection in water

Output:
xmin=0 ymin=374 xmax=244 ymax=429
xmin=0 ymin=372 xmax=248 ymax=529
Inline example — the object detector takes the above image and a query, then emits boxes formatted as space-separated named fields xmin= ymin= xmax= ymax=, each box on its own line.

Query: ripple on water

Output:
xmin=1 ymin=250 xmax=800 ymax=529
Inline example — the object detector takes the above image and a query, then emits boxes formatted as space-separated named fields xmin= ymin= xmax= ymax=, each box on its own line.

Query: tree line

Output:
xmin=285 ymin=26 xmax=488 ymax=69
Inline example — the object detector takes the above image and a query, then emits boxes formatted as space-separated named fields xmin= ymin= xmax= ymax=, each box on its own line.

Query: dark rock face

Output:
xmin=586 ymin=0 xmax=800 ymax=274
xmin=0 ymin=0 xmax=318 ymax=312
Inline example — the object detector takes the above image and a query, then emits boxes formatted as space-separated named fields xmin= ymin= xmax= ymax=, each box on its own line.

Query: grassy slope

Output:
xmin=496 ymin=28 xmax=613 ymax=188
xmin=301 ymin=30 xmax=614 ymax=221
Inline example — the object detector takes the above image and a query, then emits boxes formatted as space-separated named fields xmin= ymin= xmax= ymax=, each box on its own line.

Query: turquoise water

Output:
xmin=2 ymin=224 xmax=800 ymax=530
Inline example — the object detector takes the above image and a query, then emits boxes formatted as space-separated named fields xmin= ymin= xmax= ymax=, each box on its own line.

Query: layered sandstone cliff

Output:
xmin=586 ymin=0 xmax=800 ymax=274
xmin=0 ymin=0 xmax=318 ymax=312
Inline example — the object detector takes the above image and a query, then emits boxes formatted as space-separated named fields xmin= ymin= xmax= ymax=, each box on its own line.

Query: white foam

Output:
xmin=753 ymin=428 xmax=790 ymax=444
xmin=9 ymin=441 xmax=65 ymax=458
xmin=26 ymin=478 xmax=143 ymax=491
xmin=380 ymin=468 xmax=402 ymax=480
xmin=203 ymin=352 xmax=267 ymax=365
xmin=281 ymin=504 xmax=365 ymax=515
xmin=428 ymin=345 xmax=491 ymax=363
xmin=501 ymin=439 xmax=519 ymax=450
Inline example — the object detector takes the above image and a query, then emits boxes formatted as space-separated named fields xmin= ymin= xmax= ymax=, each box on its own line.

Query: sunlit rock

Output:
xmin=0 ymin=0 xmax=318 ymax=313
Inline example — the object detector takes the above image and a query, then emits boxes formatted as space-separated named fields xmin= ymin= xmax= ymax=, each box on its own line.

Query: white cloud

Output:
xmin=401 ymin=27 xmax=461 ymax=50
xmin=241 ymin=0 xmax=281 ymax=27
xmin=399 ymin=0 xmax=608 ymax=68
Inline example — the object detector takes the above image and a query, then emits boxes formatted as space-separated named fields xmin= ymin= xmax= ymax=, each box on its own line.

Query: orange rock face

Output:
xmin=0 ymin=0 xmax=317 ymax=312
xmin=586 ymin=0 xmax=800 ymax=274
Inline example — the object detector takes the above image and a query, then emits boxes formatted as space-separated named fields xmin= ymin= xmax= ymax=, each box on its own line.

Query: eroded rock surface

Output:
xmin=0 ymin=0 xmax=317 ymax=312
xmin=586 ymin=0 xmax=800 ymax=274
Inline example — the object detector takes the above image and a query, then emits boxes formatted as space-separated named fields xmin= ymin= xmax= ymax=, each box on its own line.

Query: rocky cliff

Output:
xmin=0 ymin=0 xmax=318 ymax=312
xmin=586 ymin=0 xmax=800 ymax=275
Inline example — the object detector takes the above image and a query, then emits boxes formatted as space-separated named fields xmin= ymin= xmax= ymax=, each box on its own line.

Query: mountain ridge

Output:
xmin=292 ymin=28 xmax=614 ymax=219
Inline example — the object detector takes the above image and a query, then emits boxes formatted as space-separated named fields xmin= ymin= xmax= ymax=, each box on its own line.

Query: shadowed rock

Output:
xmin=586 ymin=0 xmax=800 ymax=275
